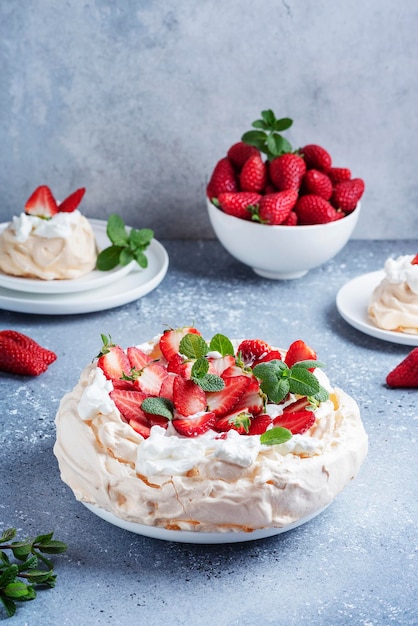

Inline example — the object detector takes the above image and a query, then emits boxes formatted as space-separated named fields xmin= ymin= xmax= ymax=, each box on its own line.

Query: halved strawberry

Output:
xmin=248 ymin=413 xmax=272 ymax=435
xmin=111 ymin=378 xmax=136 ymax=391
xmin=282 ymin=396 xmax=311 ymax=413
xmin=24 ymin=185 xmax=58 ymax=218
xmin=159 ymin=327 xmax=201 ymax=362
xmin=214 ymin=408 xmax=252 ymax=434
xmin=207 ymin=354 xmax=236 ymax=376
xmin=134 ymin=362 xmax=167 ymax=395
xmin=273 ymin=409 xmax=315 ymax=435
xmin=284 ymin=340 xmax=317 ymax=368
xmin=172 ymin=411 xmax=216 ymax=437
xmin=173 ymin=377 xmax=207 ymax=416
xmin=237 ymin=339 xmax=271 ymax=367
xmin=127 ymin=346 xmax=152 ymax=370
xmin=252 ymin=349 xmax=282 ymax=368
xmin=159 ymin=372 xmax=178 ymax=401
xmin=129 ymin=417 xmax=151 ymax=439
xmin=232 ymin=377 xmax=265 ymax=416
xmin=411 ymin=254 xmax=418 ymax=265
xmin=206 ymin=375 xmax=248 ymax=417
xmin=97 ymin=345 xmax=131 ymax=380
xmin=221 ymin=363 xmax=252 ymax=378
xmin=167 ymin=354 xmax=193 ymax=379
xmin=58 ymin=187 xmax=86 ymax=213
xmin=110 ymin=388 xmax=147 ymax=423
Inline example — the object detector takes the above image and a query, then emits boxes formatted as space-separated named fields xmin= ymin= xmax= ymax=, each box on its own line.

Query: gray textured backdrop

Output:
xmin=1 ymin=1 xmax=417 ymax=239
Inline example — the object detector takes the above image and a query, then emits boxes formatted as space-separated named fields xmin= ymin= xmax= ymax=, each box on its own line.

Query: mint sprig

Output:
xmin=0 ymin=528 xmax=67 ymax=619
xmin=241 ymin=109 xmax=293 ymax=161
xmin=179 ymin=333 xmax=226 ymax=392
xmin=252 ymin=359 xmax=329 ymax=405
xmin=97 ymin=214 xmax=154 ymax=271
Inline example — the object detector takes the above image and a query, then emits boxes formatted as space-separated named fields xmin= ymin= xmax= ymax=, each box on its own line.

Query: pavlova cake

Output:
xmin=54 ymin=326 xmax=368 ymax=534
xmin=0 ymin=185 xmax=97 ymax=280
xmin=368 ymin=254 xmax=418 ymax=334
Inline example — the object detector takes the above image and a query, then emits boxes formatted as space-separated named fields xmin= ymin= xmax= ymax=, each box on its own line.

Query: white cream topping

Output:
xmin=384 ymin=255 xmax=418 ymax=294
xmin=78 ymin=368 xmax=114 ymax=421
xmin=11 ymin=211 xmax=84 ymax=242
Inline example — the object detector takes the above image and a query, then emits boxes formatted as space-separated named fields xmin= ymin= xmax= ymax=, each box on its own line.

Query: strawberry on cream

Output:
xmin=54 ymin=330 xmax=368 ymax=534
xmin=368 ymin=255 xmax=418 ymax=334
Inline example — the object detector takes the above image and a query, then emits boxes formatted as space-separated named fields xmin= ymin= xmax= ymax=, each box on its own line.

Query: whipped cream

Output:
xmin=368 ymin=255 xmax=418 ymax=333
xmin=54 ymin=356 xmax=368 ymax=533
xmin=0 ymin=210 xmax=97 ymax=280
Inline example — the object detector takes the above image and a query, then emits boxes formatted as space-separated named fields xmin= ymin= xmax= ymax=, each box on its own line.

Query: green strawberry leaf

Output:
xmin=209 ymin=334 xmax=235 ymax=356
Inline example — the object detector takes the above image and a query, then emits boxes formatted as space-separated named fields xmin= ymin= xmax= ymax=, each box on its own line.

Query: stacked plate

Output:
xmin=0 ymin=219 xmax=169 ymax=315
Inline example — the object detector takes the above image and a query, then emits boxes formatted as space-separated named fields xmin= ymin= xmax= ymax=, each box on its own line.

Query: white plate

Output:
xmin=82 ymin=502 xmax=328 ymax=544
xmin=0 ymin=238 xmax=168 ymax=315
xmin=336 ymin=270 xmax=418 ymax=346
xmin=0 ymin=219 xmax=138 ymax=294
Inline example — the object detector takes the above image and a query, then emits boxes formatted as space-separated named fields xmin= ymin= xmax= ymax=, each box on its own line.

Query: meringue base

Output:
xmin=368 ymin=278 xmax=418 ymax=334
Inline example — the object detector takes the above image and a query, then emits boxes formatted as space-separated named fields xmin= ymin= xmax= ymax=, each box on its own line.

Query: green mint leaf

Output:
xmin=267 ymin=134 xmax=287 ymax=158
xmin=260 ymin=427 xmax=292 ymax=446
xmin=134 ymin=250 xmax=148 ymax=268
xmin=141 ymin=397 xmax=173 ymax=420
xmin=209 ymin=334 xmax=235 ymax=356
xmin=106 ymin=214 xmax=129 ymax=246
xmin=0 ymin=529 xmax=16 ymax=544
xmin=274 ymin=117 xmax=293 ymax=131
xmin=129 ymin=228 xmax=154 ymax=248
xmin=288 ymin=367 xmax=320 ymax=397
xmin=261 ymin=109 xmax=276 ymax=127
xmin=34 ymin=540 xmax=68 ymax=555
xmin=1 ymin=594 xmax=17 ymax=617
xmin=193 ymin=373 xmax=225 ymax=392
xmin=191 ymin=357 xmax=209 ymax=379
xmin=253 ymin=360 xmax=287 ymax=379
xmin=96 ymin=246 xmax=124 ymax=271
xmin=241 ymin=130 xmax=267 ymax=147
xmin=179 ymin=334 xmax=209 ymax=359
xmin=290 ymin=360 xmax=324 ymax=370
xmin=313 ymin=385 xmax=330 ymax=403
xmin=251 ymin=119 xmax=269 ymax=130
xmin=119 ymin=248 xmax=134 ymax=266
xmin=0 ymin=565 xmax=18 ymax=588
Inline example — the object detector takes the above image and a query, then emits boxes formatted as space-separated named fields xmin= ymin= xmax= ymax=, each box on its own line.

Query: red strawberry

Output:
xmin=227 ymin=142 xmax=259 ymax=170
xmin=129 ymin=417 xmax=151 ymax=439
xmin=302 ymin=169 xmax=333 ymax=200
xmin=214 ymin=408 xmax=252 ymax=434
xmin=239 ymin=153 xmax=267 ymax=192
xmin=273 ymin=409 xmax=315 ymax=434
xmin=386 ymin=348 xmax=418 ymax=388
xmin=173 ymin=377 xmax=207 ymax=416
xmin=127 ymin=346 xmax=152 ymax=370
xmin=58 ymin=187 xmax=86 ymax=213
xmin=207 ymin=354 xmax=236 ymax=376
xmin=221 ymin=363 xmax=252 ymax=378
xmin=301 ymin=144 xmax=332 ymax=172
xmin=282 ymin=211 xmax=298 ymax=226
xmin=24 ymin=185 xmax=58 ymax=218
xmin=411 ymin=255 xmax=418 ymax=265
xmin=111 ymin=378 xmax=136 ymax=391
xmin=257 ymin=190 xmax=298 ymax=225
xmin=237 ymin=339 xmax=271 ymax=367
xmin=110 ymin=388 xmax=147 ymax=423
xmin=167 ymin=354 xmax=193 ymax=379
xmin=232 ymin=377 xmax=265 ymax=415
xmin=328 ymin=167 xmax=351 ymax=184
xmin=159 ymin=327 xmax=201 ymax=362
xmin=217 ymin=192 xmax=261 ymax=220
xmin=172 ymin=411 xmax=216 ymax=437
xmin=159 ymin=372 xmax=178 ymax=401
xmin=134 ymin=362 xmax=167 ymax=395
xmin=207 ymin=157 xmax=237 ymax=199
xmin=0 ymin=330 xmax=56 ymax=365
xmin=206 ymin=375 xmax=248 ymax=416
xmin=331 ymin=179 xmax=365 ymax=213
xmin=269 ymin=153 xmax=306 ymax=191
xmin=97 ymin=345 xmax=131 ymax=380
xmin=295 ymin=194 xmax=342 ymax=225
xmin=248 ymin=413 xmax=272 ymax=435
xmin=282 ymin=396 xmax=312 ymax=413
xmin=0 ymin=335 xmax=51 ymax=376
xmin=252 ymin=349 xmax=282 ymax=367
xmin=284 ymin=340 xmax=317 ymax=368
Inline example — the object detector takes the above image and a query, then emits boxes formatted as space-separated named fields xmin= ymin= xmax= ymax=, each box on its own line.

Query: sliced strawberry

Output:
xmin=110 ymin=388 xmax=147 ymax=423
xmin=159 ymin=372 xmax=178 ymax=401
xmin=24 ymin=185 xmax=58 ymax=218
xmin=248 ymin=413 xmax=272 ymax=435
xmin=146 ymin=414 xmax=169 ymax=429
xmin=214 ymin=408 xmax=252 ymax=434
xmin=167 ymin=354 xmax=193 ymax=379
xmin=237 ymin=339 xmax=271 ymax=367
xmin=134 ymin=362 xmax=167 ymax=395
xmin=252 ymin=349 xmax=282 ymax=367
xmin=58 ymin=187 xmax=86 ymax=213
xmin=173 ymin=377 xmax=207 ymax=416
xmin=273 ymin=409 xmax=315 ymax=435
xmin=284 ymin=340 xmax=317 ymax=368
xmin=111 ymin=378 xmax=136 ymax=391
xmin=172 ymin=411 xmax=216 ymax=437
xmin=411 ymin=254 xmax=418 ymax=265
xmin=127 ymin=346 xmax=152 ymax=370
xmin=282 ymin=396 xmax=311 ymax=413
xmin=206 ymin=375 xmax=248 ymax=417
xmin=159 ymin=327 xmax=201 ymax=362
xmin=232 ymin=377 xmax=265 ymax=416
xmin=129 ymin=417 xmax=151 ymax=439
xmin=97 ymin=345 xmax=131 ymax=381
xmin=207 ymin=354 xmax=236 ymax=376
xmin=221 ymin=363 xmax=252 ymax=378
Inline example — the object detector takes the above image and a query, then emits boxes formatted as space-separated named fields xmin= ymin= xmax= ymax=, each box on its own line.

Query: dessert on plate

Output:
xmin=54 ymin=326 xmax=368 ymax=534
xmin=368 ymin=254 xmax=418 ymax=334
xmin=0 ymin=185 xmax=97 ymax=280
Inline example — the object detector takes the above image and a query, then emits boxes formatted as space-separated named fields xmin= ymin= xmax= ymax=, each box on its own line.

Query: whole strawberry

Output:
xmin=0 ymin=331 xmax=57 ymax=376
xmin=295 ymin=194 xmax=342 ymax=225
xmin=301 ymin=144 xmax=332 ymax=172
xmin=331 ymin=178 xmax=365 ymax=213
xmin=217 ymin=192 xmax=261 ymax=220
xmin=328 ymin=167 xmax=352 ymax=184
xmin=256 ymin=190 xmax=298 ymax=225
xmin=386 ymin=348 xmax=418 ymax=388
xmin=0 ymin=330 xmax=57 ymax=365
xmin=227 ymin=142 xmax=259 ymax=170
xmin=206 ymin=157 xmax=237 ymax=200
xmin=239 ymin=153 xmax=267 ymax=192
xmin=269 ymin=153 xmax=306 ymax=191
xmin=302 ymin=169 xmax=333 ymax=200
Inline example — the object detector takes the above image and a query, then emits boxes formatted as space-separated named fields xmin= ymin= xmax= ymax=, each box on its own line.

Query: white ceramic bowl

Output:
xmin=207 ymin=200 xmax=361 ymax=280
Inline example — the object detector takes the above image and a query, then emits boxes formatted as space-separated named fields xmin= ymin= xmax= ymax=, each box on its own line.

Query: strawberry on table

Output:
xmin=24 ymin=185 xmax=58 ymax=218
xmin=0 ymin=330 xmax=57 ymax=365
xmin=206 ymin=157 xmax=237 ymax=200
xmin=269 ymin=153 xmax=306 ymax=191
xmin=217 ymin=192 xmax=261 ymax=220
xmin=386 ymin=348 xmax=418 ymax=388
xmin=0 ymin=333 xmax=54 ymax=376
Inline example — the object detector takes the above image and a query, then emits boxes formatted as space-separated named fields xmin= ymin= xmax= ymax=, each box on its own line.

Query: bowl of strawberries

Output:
xmin=206 ymin=110 xmax=363 ymax=279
